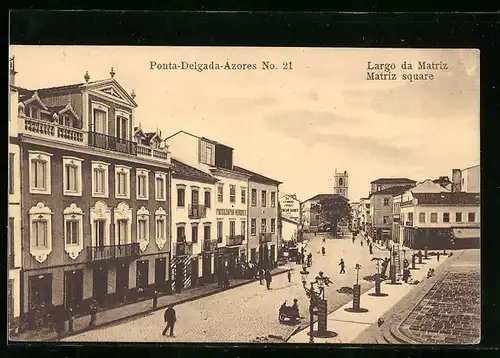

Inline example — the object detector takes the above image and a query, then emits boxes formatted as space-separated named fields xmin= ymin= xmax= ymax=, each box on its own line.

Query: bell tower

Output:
xmin=334 ymin=169 xmax=349 ymax=198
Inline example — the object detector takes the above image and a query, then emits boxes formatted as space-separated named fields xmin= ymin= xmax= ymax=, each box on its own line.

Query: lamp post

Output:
xmin=355 ymin=264 xmax=361 ymax=286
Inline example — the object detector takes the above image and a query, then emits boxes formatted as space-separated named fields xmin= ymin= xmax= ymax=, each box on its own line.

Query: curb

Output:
xmin=45 ymin=268 xmax=289 ymax=342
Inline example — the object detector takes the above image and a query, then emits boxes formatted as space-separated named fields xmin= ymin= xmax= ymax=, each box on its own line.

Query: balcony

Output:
xmin=202 ymin=239 xmax=218 ymax=252
xmin=188 ymin=204 xmax=207 ymax=219
xmin=21 ymin=116 xmax=85 ymax=145
xmin=259 ymin=232 xmax=273 ymax=244
xmin=88 ymin=132 xmax=137 ymax=155
xmin=87 ymin=243 xmax=140 ymax=263
xmin=137 ymin=144 xmax=171 ymax=163
xmin=405 ymin=221 xmax=414 ymax=227
xmin=226 ymin=235 xmax=245 ymax=247
xmin=175 ymin=242 xmax=193 ymax=256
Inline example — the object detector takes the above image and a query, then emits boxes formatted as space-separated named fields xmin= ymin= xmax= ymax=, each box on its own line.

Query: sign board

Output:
xmin=279 ymin=195 xmax=301 ymax=222
xmin=216 ymin=208 xmax=246 ymax=216
xmin=317 ymin=299 xmax=327 ymax=334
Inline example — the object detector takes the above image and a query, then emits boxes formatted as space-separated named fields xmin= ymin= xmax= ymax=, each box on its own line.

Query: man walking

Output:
xmin=287 ymin=269 xmax=292 ymax=283
xmin=339 ymin=258 xmax=346 ymax=274
xmin=265 ymin=269 xmax=272 ymax=289
xmin=259 ymin=268 xmax=264 ymax=285
xmin=162 ymin=304 xmax=177 ymax=337
xmin=369 ymin=243 xmax=373 ymax=255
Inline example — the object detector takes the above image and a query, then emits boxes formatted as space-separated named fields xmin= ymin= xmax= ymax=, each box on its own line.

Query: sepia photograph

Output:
xmin=8 ymin=46 xmax=480 ymax=344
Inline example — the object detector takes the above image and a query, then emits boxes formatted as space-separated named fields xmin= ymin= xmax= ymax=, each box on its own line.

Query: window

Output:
xmin=217 ymin=184 xmax=224 ymax=203
xmin=204 ymin=225 xmax=211 ymax=240
xmin=456 ymin=212 xmax=463 ymax=222
xmin=156 ymin=219 xmax=165 ymax=239
xmin=29 ymin=202 xmax=53 ymax=263
xmin=261 ymin=218 xmax=267 ymax=233
xmin=204 ymin=191 xmax=211 ymax=208
xmin=271 ymin=218 xmax=276 ymax=233
xmin=138 ymin=219 xmax=147 ymax=241
xmin=217 ymin=221 xmax=223 ymax=242
xmin=115 ymin=165 xmax=131 ymax=198
xmin=241 ymin=221 xmax=246 ymax=238
xmin=192 ymin=226 xmax=199 ymax=243
xmin=468 ymin=212 xmax=476 ymax=223
xmin=200 ymin=140 xmax=215 ymax=165
xmin=408 ymin=213 xmax=413 ymax=222
xmin=29 ymin=151 xmax=53 ymax=195
xmin=339 ymin=178 xmax=343 ymax=186
xmin=443 ymin=212 xmax=450 ymax=222
xmin=91 ymin=161 xmax=110 ymax=198
xmin=29 ymin=106 xmax=40 ymax=119
xmin=136 ymin=169 xmax=149 ymax=200
xmin=383 ymin=216 xmax=389 ymax=224
xmin=206 ymin=147 xmax=213 ymax=165
xmin=229 ymin=221 xmax=236 ymax=236
xmin=8 ymin=218 xmax=14 ymax=269
xmin=117 ymin=220 xmax=128 ymax=245
xmin=155 ymin=207 xmax=167 ymax=250
xmin=430 ymin=213 xmax=438 ymax=223
xmin=63 ymin=157 xmax=83 ymax=196
xmin=176 ymin=226 xmax=186 ymax=242
xmin=177 ymin=187 xmax=185 ymax=207
xmin=92 ymin=104 xmax=108 ymax=134
xmin=61 ymin=115 xmax=74 ymax=127
xmin=241 ymin=187 xmax=246 ymax=204
xmin=65 ymin=221 xmax=79 ymax=245
xmin=9 ymin=153 xmax=14 ymax=195
xmin=251 ymin=219 xmax=257 ymax=236
xmin=229 ymin=185 xmax=236 ymax=203
xmin=261 ymin=191 xmax=267 ymax=207
xmin=94 ymin=220 xmax=106 ymax=247
xmin=271 ymin=192 xmax=276 ymax=207
xmin=155 ymin=172 xmax=166 ymax=201
xmin=116 ymin=115 xmax=128 ymax=140
xmin=419 ymin=213 xmax=426 ymax=223
xmin=251 ymin=189 xmax=257 ymax=206
xmin=376 ymin=185 xmax=382 ymax=191
xmin=114 ymin=202 xmax=132 ymax=247
xmin=383 ymin=198 xmax=390 ymax=206
xmin=192 ymin=188 xmax=199 ymax=205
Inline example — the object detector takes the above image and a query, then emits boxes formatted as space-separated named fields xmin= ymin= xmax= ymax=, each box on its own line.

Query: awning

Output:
xmin=452 ymin=228 xmax=480 ymax=239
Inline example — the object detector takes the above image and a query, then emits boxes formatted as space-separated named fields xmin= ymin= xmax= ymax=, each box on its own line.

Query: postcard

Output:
xmin=8 ymin=46 xmax=480 ymax=344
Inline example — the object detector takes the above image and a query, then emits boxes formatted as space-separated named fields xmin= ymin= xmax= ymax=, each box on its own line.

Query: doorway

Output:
xmin=155 ymin=258 xmax=166 ymax=292
xmin=202 ymin=254 xmax=212 ymax=283
xmin=191 ymin=258 xmax=199 ymax=287
xmin=92 ymin=267 xmax=108 ymax=307
xmin=136 ymin=260 xmax=149 ymax=296
xmin=28 ymin=274 xmax=52 ymax=329
xmin=64 ymin=269 xmax=83 ymax=311
xmin=116 ymin=263 xmax=129 ymax=303
xmin=175 ymin=262 xmax=184 ymax=292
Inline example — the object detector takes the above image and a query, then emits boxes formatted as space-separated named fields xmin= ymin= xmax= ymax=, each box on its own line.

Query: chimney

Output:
xmin=10 ymin=56 xmax=17 ymax=86
xmin=451 ymin=169 xmax=462 ymax=193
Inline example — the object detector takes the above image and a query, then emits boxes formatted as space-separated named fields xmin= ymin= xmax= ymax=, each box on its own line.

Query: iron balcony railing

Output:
xmin=175 ymin=241 xmax=193 ymax=256
xmin=188 ymin=204 xmax=207 ymax=219
xmin=405 ymin=221 xmax=414 ymax=226
xmin=88 ymin=132 xmax=137 ymax=155
xmin=226 ymin=235 xmax=245 ymax=246
xmin=203 ymin=239 xmax=218 ymax=252
xmin=259 ymin=232 xmax=273 ymax=244
xmin=87 ymin=243 xmax=140 ymax=262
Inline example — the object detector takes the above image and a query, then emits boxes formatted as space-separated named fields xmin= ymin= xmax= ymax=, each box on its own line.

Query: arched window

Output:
xmin=339 ymin=177 xmax=343 ymax=186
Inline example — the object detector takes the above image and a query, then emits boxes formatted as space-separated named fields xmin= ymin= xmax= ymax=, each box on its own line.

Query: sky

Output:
xmin=10 ymin=46 xmax=480 ymax=202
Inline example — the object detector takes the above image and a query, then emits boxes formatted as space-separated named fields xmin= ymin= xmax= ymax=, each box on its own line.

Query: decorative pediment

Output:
xmin=24 ymin=91 xmax=49 ymax=111
xmin=58 ymin=101 xmax=80 ymax=120
xmin=87 ymin=79 xmax=138 ymax=107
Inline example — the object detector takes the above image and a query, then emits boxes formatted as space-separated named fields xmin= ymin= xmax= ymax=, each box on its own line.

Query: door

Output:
xmin=136 ymin=260 xmax=149 ymax=295
xmin=175 ymin=262 xmax=184 ymax=292
xmin=116 ymin=263 xmax=129 ymax=303
xmin=92 ymin=267 xmax=108 ymax=306
xmin=263 ymin=245 xmax=270 ymax=268
xmin=155 ymin=258 xmax=166 ymax=292
xmin=270 ymin=245 xmax=276 ymax=267
xmin=64 ymin=269 xmax=83 ymax=311
xmin=191 ymin=258 xmax=199 ymax=287
xmin=28 ymin=274 xmax=52 ymax=329
xmin=202 ymin=254 xmax=212 ymax=283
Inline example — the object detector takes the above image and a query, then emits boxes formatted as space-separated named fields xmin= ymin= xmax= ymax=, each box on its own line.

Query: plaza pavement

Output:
xmin=61 ymin=233 xmax=388 ymax=343
xmin=287 ymin=241 xmax=451 ymax=344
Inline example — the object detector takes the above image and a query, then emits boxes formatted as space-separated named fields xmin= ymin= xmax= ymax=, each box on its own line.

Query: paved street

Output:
xmin=63 ymin=234 xmax=388 ymax=343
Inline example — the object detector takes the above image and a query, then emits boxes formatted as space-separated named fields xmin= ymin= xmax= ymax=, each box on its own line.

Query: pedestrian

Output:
xmin=321 ymin=246 xmax=326 ymax=256
xmin=361 ymin=240 xmax=363 ymax=247
xmin=369 ymin=243 xmax=373 ymax=255
xmin=162 ymin=304 xmax=176 ymax=337
xmin=322 ymin=237 xmax=326 ymax=243
xmin=89 ymin=300 xmax=97 ymax=328
xmin=352 ymin=236 xmax=355 ymax=243
xmin=437 ymin=252 xmax=440 ymax=262
xmin=287 ymin=269 xmax=292 ymax=283
xmin=339 ymin=259 xmax=345 ymax=274
xmin=265 ymin=269 xmax=272 ymax=289
xmin=259 ymin=268 xmax=264 ymax=285
xmin=67 ymin=307 xmax=74 ymax=333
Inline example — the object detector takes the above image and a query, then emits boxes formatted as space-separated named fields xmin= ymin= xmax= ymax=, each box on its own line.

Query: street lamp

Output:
xmin=300 ymin=265 xmax=310 ymax=288
xmin=313 ymin=271 xmax=332 ymax=300
xmin=303 ymin=278 xmax=322 ymax=344
xmin=355 ymin=264 xmax=361 ymax=285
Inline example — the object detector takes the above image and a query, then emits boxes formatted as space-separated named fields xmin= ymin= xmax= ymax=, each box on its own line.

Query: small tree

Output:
xmin=318 ymin=196 xmax=351 ymax=236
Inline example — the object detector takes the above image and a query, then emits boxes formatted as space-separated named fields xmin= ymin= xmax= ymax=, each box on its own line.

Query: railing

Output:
xmin=188 ymin=204 xmax=207 ymax=219
xmin=405 ymin=221 xmax=414 ymax=226
xmin=137 ymin=144 xmax=152 ymax=156
xmin=137 ymin=144 xmax=170 ymax=162
xmin=88 ymin=132 xmax=137 ymax=155
xmin=226 ymin=235 xmax=245 ymax=246
xmin=175 ymin=242 xmax=193 ymax=256
xmin=87 ymin=243 xmax=140 ymax=262
xmin=202 ymin=239 xmax=218 ymax=252
xmin=259 ymin=232 xmax=273 ymax=244
xmin=22 ymin=116 xmax=85 ymax=143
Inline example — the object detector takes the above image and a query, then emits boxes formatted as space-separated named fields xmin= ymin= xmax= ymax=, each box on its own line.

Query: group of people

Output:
xmin=257 ymin=268 xmax=273 ymax=289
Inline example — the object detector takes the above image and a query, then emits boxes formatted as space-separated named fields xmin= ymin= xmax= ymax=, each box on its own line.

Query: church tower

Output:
xmin=334 ymin=169 xmax=349 ymax=198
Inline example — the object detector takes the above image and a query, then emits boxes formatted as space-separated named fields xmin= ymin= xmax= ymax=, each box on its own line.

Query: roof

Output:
xmin=165 ymin=130 xmax=233 ymax=149
xmin=370 ymin=178 xmax=416 ymax=185
xmin=281 ymin=217 xmax=300 ymax=226
xmin=232 ymin=165 xmax=282 ymax=185
xmin=370 ymin=184 xmax=414 ymax=198
xmin=302 ymin=193 xmax=349 ymax=203
xmin=412 ymin=192 xmax=480 ymax=205
xmin=461 ymin=164 xmax=480 ymax=171
xmin=171 ymin=159 xmax=218 ymax=184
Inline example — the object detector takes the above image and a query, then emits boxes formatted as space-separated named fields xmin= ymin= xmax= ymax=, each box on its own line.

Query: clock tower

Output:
xmin=334 ymin=169 xmax=349 ymax=198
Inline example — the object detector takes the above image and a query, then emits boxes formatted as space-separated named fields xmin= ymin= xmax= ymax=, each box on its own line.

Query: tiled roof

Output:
xmin=370 ymin=178 xmax=416 ymax=184
xmin=370 ymin=184 xmax=414 ymax=197
xmin=302 ymin=193 xmax=348 ymax=203
xmin=171 ymin=159 xmax=218 ymax=184
xmin=232 ymin=165 xmax=282 ymax=185
xmin=412 ymin=192 xmax=480 ymax=205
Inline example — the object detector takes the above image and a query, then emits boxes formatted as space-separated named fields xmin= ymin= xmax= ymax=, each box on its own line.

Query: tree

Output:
xmin=317 ymin=196 xmax=351 ymax=236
